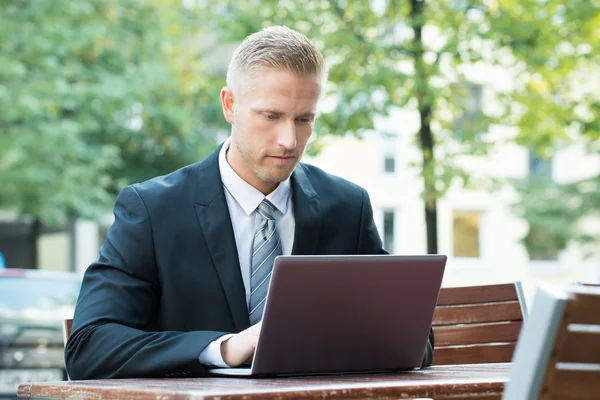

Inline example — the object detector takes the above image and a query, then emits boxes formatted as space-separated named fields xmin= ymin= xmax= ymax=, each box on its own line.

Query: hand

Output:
xmin=220 ymin=322 xmax=262 ymax=367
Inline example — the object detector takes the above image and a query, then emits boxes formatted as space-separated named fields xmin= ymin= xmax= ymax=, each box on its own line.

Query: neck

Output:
xmin=225 ymin=145 xmax=279 ymax=196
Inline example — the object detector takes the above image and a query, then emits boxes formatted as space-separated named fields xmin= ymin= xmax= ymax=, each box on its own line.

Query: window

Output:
xmin=528 ymin=152 xmax=553 ymax=180
xmin=464 ymin=83 xmax=483 ymax=120
xmin=381 ymin=133 xmax=397 ymax=174
xmin=454 ymin=83 xmax=483 ymax=137
xmin=453 ymin=210 xmax=481 ymax=258
xmin=383 ymin=210 xmax=395 ymax=253
xmin=384 ymin=155 xmax=396 ymax=173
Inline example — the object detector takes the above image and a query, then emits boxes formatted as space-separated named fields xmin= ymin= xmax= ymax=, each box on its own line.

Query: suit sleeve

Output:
xmin=356 ymin=188 xmax=435 ymax=368
xmin=65 ymin=186 xmax=228 ymax=379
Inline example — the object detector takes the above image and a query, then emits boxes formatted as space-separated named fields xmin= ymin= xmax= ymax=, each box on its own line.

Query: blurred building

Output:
xmin=304 ymin=110 xmax=600 ymax=301
xmin=0 ymin=212 xmax=98 ymax=273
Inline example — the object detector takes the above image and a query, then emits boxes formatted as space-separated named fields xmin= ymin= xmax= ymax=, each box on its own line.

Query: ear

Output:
xmin=220 ymin=86 xmax=235 ymax=125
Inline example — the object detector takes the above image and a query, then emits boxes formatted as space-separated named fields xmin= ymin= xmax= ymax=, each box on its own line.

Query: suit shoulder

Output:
xmin=126 ymin=162 xmax=201 ymax=203
xmin=298 ymin=163 xmax=366 ymax=199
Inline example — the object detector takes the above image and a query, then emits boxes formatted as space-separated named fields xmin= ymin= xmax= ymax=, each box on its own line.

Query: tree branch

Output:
xmin=433 ymin=44 xmax=449 ymax=66
xmin=388 ymin=44 xmax=413 ymax=56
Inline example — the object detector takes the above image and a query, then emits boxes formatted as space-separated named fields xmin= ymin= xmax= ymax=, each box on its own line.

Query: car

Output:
xmin=0 ymin=269 xmax=82 ymax=398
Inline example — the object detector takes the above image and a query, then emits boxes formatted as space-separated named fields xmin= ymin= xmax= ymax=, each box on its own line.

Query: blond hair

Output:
xmin=226 ymin=26 xmax=327 ymax=94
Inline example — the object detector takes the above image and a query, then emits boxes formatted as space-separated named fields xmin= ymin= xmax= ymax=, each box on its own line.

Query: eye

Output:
xmin=266 ymin=114 xmax=279 ymax=120
xmin=297 ymin=117 xmax=312 ymax=123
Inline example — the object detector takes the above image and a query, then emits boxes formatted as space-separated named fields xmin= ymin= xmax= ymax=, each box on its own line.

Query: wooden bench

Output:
xmin=503 ymin=284 xmax=600 ymax=399
xmin=432 ymin=282 xmax=527 ymax=365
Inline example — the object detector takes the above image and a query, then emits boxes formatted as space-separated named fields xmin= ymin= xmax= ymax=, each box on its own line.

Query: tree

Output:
xmin=0 ymin=1 xmax=226 ymax=219
xmin=197 ymin=0 xmax=599 ymax=254
xmin=0 ymin=0 xmax=224 ymax=266
xmin=514 ymin=174 xmax=600 ymax=260
xmin=513 ymin=109 xmax=599 ymax=259
xmin=504 ymin=0 xmax=600 ymax=258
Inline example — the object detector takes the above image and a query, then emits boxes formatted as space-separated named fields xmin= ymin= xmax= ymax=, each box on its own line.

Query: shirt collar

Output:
xmin=218 ymin=138 xmax=291 ymax=216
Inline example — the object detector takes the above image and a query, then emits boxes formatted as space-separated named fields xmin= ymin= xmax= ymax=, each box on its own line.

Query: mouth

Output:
xmin=268 ymin=155 xmax=296 ymax=165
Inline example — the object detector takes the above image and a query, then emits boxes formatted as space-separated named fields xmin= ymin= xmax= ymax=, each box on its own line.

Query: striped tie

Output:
xmin=249 ymin=199 xmax=282 ymax=325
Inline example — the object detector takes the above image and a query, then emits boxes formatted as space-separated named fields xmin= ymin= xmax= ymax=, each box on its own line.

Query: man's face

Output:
xmin=221 ymin=68 xmax=322 ymax=194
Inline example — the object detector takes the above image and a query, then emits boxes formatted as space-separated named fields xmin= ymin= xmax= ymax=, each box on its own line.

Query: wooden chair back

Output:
xmin=503 ymin=285 xmax=600 ymax=399
xmin=63 ymin=318 xmax=73 ymax=346
xmin=432 ymin=282 xmax=527 ymax=365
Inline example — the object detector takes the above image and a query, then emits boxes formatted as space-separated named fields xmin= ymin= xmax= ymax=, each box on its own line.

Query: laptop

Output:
xmin=209 ymin=254 xmax=446 ymax=377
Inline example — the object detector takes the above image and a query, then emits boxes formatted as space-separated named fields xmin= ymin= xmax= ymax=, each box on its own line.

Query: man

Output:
xmin=65 ymin=26 xmax=434 ymax=380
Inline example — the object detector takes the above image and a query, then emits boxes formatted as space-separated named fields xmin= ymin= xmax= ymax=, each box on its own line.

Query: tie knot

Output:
xmin=257 ymin=199 xmax=277 ymax=221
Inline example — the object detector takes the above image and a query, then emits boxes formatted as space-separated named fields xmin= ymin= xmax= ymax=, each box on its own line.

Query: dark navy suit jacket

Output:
xmin=65 ymin=145 xmax=434 ymax=379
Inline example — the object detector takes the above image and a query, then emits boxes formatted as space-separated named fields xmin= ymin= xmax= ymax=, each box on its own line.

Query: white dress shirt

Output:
xmin=199 ymin=138 xmax=295 ymax=367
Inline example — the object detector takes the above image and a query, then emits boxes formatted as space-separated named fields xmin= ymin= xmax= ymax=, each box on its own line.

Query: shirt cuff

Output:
xmin=198 ymin=334 xmax=234 ymax=368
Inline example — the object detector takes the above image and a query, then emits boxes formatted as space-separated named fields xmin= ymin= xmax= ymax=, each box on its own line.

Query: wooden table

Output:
xmin=18 ymin=363 xmax=510 ymax=400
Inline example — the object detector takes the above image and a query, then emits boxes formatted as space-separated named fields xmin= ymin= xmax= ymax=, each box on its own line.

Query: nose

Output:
xmin=277 ymin=120 xmax=297 ymax=150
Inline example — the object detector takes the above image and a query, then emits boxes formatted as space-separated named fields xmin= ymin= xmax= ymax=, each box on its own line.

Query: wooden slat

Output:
xmin=432 ymin=343 xmax=516 ymax=365
xmin=558 ymin=330 xmax=600 ymax=363
xmin=433 ymin=301 xmax=523 ymax=326
xmin=433 ymin=321 xmax=522 ymax=346
xmin=437 ymin=284 xmax=518 ymax=306
xmin=546 ymin=369 xmax=600 ymax=400
xmin=569 ymin=293 xmax=600 ymax=325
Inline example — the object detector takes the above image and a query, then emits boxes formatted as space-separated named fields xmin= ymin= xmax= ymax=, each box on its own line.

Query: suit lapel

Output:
xmin=194 ymin=145 xmax=249 ymax=332
xmin=291 ymin=164 xmax=322 ymax=255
